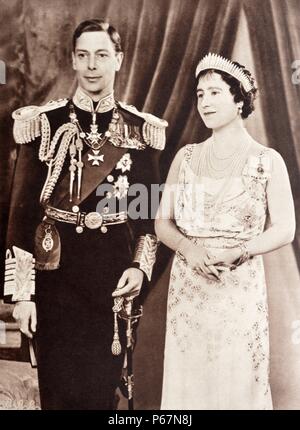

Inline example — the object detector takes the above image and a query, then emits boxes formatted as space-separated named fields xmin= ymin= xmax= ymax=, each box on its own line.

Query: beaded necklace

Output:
xmin=196 ymin=137 xmax=252 ymax=209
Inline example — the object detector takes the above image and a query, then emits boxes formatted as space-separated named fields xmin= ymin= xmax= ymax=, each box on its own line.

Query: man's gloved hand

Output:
xmin=12 ymin=301 xmax=36 ymax=339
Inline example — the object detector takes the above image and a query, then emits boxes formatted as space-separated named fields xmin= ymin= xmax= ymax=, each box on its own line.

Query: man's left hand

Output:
xmin=112 ymin=268 xmax=144 ymax=298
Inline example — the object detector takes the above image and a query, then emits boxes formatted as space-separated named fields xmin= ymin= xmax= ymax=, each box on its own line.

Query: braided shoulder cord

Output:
xmin=40 ymin=124 xmax=77 ymax=205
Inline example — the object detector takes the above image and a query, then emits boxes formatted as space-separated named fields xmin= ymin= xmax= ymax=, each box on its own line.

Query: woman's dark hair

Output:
xmin=72 ymin=19 xmax=122 ymax=53
xmin=196 ymin=62 xmax=258 ymax=119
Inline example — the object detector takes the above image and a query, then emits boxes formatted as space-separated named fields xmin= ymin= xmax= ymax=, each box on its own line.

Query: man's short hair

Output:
xmin=72 ymin=19 xmax=122 ymax=53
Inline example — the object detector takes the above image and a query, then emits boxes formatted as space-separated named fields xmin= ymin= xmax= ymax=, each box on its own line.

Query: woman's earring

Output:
xmin=238 ymin=105 xmax=243 ymax=115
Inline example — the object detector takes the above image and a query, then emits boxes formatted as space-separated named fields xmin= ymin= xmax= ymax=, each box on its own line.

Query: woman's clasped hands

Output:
xmin=178 ymin=238 xmax=241 ymax=281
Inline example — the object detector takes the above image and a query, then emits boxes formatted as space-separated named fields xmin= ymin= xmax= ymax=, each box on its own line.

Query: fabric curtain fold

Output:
xmin=243 ymin=0 xmax=300 ymax=269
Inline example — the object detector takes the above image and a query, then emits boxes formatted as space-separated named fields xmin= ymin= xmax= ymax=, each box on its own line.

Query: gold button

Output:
xmin=107 ymin=175 xmax=114 ymax=183
xmin=101 ymin=226 xmax=108 ymax=234
xmin=76 ymin=226 xmax=83 ymax=233
xmin=72 ymin=205 xmax=79 ymax=213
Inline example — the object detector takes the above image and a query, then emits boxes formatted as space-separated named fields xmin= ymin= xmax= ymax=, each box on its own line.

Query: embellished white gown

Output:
xmin=161 ymin=143 xmax=273 ymax=410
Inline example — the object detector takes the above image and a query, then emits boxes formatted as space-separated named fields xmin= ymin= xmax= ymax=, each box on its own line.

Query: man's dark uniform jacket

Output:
xmin=4 ymin=87 xmax=167 ymax=409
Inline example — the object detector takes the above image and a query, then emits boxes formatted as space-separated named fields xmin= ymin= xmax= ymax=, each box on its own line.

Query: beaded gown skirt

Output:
xmin=161 ymin=144 xmax=273 ymax=410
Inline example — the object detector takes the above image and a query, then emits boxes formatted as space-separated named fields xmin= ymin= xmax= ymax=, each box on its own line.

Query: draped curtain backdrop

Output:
xmin=0 ymin=0 xmax=299 ymax=410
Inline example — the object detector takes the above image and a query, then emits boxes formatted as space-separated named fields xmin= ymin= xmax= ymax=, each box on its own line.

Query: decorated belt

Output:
xmin=45 ymin=205 xmax=127 ymax=234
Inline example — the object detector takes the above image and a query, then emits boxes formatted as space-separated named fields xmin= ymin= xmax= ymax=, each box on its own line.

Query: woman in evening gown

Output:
xmin=155 ymin=53 xmax=296 ymax=410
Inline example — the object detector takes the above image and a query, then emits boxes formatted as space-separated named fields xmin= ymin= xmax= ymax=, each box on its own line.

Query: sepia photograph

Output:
xmin=0 ymin=0 xmax=300 ymax=414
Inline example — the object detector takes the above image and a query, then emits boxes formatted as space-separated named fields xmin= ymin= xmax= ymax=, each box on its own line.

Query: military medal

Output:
xmin=42 ymin=225 xmax=54 ymax=252
xmin=69 ymin=103 xmax=121 ymax=168
xmin=87 ymin=150 xmax=104 ymax=166
xmin=67 ymin=103 xmax=122 ymax=200
xmin=86 ymin=113 xmax=104 ymax=149
xmin=77 ymin=112 xmax=106 ymax=165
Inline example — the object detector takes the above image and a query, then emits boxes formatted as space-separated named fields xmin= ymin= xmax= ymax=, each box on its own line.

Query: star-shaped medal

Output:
xmin=88 ymin=150 xmax=104 ymax=166
xmin=86 ymin=124 xmax=103 ymax=149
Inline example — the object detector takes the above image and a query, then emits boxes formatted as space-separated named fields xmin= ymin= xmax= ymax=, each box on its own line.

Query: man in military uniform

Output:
xmin=4 ymin=19 xmax=167 ymax=410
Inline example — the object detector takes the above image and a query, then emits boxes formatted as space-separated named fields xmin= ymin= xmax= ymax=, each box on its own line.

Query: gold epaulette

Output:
xmin=12 ymin=98 xmax=68 ymax=144
xmin=118 ymin=101 xmax=168 ymax=151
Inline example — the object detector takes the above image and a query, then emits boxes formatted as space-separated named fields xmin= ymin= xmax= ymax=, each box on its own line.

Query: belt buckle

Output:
xmin=84 ymin=212 xmax=103 ymax=229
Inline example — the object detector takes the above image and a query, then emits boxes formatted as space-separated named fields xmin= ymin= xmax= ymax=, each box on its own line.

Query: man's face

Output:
xmin=72 ymin=31 xmax=123 ymax=100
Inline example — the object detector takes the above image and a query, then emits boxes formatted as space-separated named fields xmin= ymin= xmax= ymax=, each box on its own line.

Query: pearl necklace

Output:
xmin=199 ymin=137 xmax=250 ymax=180
xmin=197 ymin=137 xmax=252 ymax=209
xmin=211 ymin=136 xmax=242 ymax=160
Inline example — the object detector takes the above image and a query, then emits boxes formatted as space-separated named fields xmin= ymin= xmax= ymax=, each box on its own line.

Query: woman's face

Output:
xmin=196 ymin=72 xmax=240 ymax=130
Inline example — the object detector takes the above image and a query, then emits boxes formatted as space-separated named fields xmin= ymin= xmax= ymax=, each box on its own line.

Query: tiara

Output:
xmin=195 ymin=53 xmax=254 ymax=92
